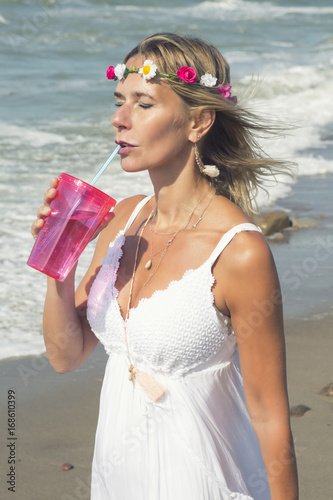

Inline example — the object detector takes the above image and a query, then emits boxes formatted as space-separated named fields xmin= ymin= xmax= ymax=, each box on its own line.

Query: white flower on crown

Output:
xmin=139 ymin=60 xmax=158 ymax=80
xmin=114 ymin=64 xmax=127 ymax=80
xmin=200 ymin=72 xmax=217 ymax=87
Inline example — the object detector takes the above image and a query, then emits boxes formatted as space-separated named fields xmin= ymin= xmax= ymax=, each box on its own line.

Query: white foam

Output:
xmin=238 ymin=62 xmax=333 ymax=181
xmin=191 ymin=0 xmax=333 ymax=20
xmin=0 ymin=122 xmax=69 ymax=147
xmin=71 ymin=0 xmax=333 ymax=21
xmin=256 ymin=179 xmax=294 ymax=210
xmin=0 ymin=336 xmax=46 ymax=361
xmin=0 ymin=13 xmax=9 ymax=24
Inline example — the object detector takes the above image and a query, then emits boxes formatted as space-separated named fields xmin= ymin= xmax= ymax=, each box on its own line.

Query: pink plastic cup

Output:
xmin=27 ymin=173 xmax=116 ymax=281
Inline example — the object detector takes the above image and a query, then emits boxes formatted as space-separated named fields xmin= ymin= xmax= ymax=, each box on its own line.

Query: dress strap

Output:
xmin=122 ymin=195 xmax=154 ymax=234
xmin=207 ymin=222 xmax=262 ymax=267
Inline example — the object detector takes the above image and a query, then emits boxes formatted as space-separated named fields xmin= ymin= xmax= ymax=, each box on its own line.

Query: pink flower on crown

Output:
xmin=106 ymin=66 xmax=116 ymax=80
xmin=218 ymin=84 xmax=232 ymax=99
xmin=176 ymin=66 xmax=197 ymax=83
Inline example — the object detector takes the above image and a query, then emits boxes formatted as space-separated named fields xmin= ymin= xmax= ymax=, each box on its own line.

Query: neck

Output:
xmin=150 ymin=168 xmax=212 ymax=231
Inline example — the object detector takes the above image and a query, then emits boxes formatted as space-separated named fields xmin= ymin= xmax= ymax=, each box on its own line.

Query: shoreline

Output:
xmin=1 ymin=313 xmax=332 ymax=500
xmin=267 ymin=172 xmax=333 ymax=321
xmin=2 ymin=172 xmax=333 ymax=363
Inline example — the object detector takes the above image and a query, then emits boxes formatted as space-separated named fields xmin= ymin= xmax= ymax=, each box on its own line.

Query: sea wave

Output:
xmin=0 ymin=12 xmax=9 ymax=24
xmin=247 ymin=63 xmax=333 ymax=175
xmin=193 ymin=0 xmax=333 ymax=19
xmin=110 ymin=0 xmax=333 ymax=21
xmin=0 ymin=123 xmax=70 ymax=147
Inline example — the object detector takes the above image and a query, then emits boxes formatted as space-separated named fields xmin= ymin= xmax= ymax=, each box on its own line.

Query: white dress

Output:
xmin=87 ymin=197 xmax=270 ymax=500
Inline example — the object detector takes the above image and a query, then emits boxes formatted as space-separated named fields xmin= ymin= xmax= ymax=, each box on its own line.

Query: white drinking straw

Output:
xmin=90 ymin=144 xmax=121 ymax=186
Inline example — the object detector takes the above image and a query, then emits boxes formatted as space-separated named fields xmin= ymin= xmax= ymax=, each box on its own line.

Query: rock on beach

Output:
xmin=257 ymin=211 xmax=292 ymax=236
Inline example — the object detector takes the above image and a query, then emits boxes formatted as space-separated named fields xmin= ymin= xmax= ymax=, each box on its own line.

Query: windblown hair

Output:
xmin=124 ymin=33 xmax=294 ymax=216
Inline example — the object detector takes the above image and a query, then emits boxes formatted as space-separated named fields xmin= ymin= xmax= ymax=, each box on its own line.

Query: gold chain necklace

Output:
xmin=123 ymin=208 xmax=166 ymax=401
xmin=145 ymin=186 xmax=214 ymax=272
xmin=143 ymin=206 xmax=195 ymax=275
xmin=123 ymin=189 xmax=213 ymax=401
xmin=150 ymin=187 xmax=216 ymax=236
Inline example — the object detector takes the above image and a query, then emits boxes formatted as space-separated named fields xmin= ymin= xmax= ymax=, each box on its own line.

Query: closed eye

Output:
xmin=114 ymin=102 xmax=152 ymax=109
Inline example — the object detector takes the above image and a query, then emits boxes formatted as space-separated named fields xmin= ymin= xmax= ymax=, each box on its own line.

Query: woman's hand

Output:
xmin=31 ymin=177 xmax=114 ymax=241
xmin=31 ymin=177 xmax=59 ymax=240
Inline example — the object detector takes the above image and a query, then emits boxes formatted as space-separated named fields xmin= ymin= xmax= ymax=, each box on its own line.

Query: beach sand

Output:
xmin=1 ymin=314 xmax=332 ymax=500
xmin=0 ymin=345 xmax=106 ymax=500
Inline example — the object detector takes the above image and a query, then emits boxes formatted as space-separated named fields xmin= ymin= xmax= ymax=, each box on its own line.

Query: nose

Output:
xmin=111 ymin=104 xmax=131 ymax=131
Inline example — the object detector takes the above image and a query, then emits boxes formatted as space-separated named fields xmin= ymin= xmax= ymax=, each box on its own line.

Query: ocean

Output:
xmin=1 ymin=0 xmax=333 ymax=360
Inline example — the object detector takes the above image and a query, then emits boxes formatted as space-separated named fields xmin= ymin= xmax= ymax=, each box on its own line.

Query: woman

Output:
xmin=32 ymin=33 xmax=298 ymax=500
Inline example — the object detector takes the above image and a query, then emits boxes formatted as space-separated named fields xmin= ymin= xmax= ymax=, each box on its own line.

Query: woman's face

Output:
xmin=111 ymin=57 xmax=195 ymax=176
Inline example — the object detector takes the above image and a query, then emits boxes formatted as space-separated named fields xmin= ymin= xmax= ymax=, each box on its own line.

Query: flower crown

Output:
xmin=106 ymin=59 xmax=237 ymax=103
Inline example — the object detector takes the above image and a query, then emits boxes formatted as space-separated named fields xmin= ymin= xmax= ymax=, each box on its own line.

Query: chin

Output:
xmin=120 ymin=160 xmax=148 ymax=174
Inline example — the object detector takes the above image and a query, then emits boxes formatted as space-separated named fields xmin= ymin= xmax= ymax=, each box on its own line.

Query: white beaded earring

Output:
xmin=194 ymin=143 xmax=219 ymax=178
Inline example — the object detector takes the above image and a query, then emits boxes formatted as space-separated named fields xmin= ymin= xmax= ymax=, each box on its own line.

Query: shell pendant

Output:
xmin=145 ymin=259 xmax=152 ymax=270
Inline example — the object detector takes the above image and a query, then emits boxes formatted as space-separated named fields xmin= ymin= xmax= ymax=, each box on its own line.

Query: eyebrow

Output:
xmin=114 ymin=91 xmax=156 ymax=100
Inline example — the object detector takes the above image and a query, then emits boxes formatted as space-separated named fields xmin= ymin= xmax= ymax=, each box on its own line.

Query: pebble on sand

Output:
xmin=319 ymin=383 xmax=333 ymax=397
xmin=290 ymin=405 xmax=311 ymax=417
xmin=62 ymin=463 xmax=74 ymax=471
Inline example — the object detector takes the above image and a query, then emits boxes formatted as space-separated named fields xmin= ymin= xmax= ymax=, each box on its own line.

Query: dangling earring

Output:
xmin=194 ymin=143 xmax=219 ymax=178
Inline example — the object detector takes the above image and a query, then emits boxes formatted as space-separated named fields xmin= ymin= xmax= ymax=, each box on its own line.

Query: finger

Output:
xmin=43 ymin=187 xmax=57 ymax=206
xmin=36 ymin=205 xmax=52 ymax=220
xmin=50 ymin=177 xmax=59 ymax=189
xmin=43 ymin=178 xmax=59 ymax=206
xmin=31 ymin=218 xmax=45 ymax=239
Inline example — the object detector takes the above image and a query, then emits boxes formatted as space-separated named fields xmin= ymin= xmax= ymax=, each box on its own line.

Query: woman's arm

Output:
xmin=41 ymin=204 xmax=117 ymax=373
xmin=42 ymin=233 xmax=107 ymax=374
xmin=32 ymin=179 xmax=139 ymax=373
xmin=217 ymin=231 xmax=298 ymax=500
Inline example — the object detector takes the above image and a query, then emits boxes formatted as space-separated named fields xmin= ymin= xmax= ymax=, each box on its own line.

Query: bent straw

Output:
xmin=90 ymin=144 xmax=121 ymax=186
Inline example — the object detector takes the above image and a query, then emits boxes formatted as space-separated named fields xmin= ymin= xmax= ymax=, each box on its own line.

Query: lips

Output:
xmin=116 ymin=140 xmax=137 ymax=155
xmin=116 ymin=140 xmax=137 ymax=148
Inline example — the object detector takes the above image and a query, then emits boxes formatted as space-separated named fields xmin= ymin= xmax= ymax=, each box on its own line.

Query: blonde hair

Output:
xmin=124 ymin=33 xmax=294 ymax=216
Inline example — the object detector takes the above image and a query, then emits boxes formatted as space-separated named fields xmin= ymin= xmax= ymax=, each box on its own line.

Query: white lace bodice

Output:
xmin=87 ymin=197 xmax=261 ymax=377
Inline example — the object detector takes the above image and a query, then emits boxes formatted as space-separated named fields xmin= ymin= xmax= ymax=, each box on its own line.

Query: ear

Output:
xmin=188 ymin=109 xmax=216 ymax=143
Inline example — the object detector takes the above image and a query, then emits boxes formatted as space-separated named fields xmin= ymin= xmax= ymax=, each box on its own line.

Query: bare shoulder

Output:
xmin=87 ymin=194 xmax=148 ymax=269
xmin=212 ymin=197 xmax=279 ymax=313
xmin=112 ymin=194 xmax=148 ymax=218
xmin=219 ymin=229 xmax=278 ymax=301
xmin=98 ymin=194 xmax=148 ymax=247
xmin=212 ymin=196 xmax=271 ymax=270
xmin=225 ymin=230 xmax=273 ymax=270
